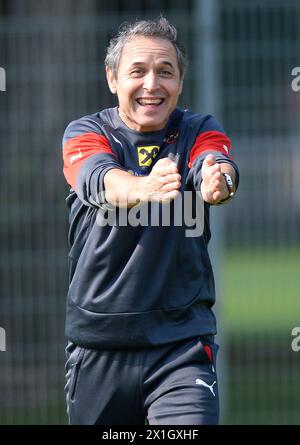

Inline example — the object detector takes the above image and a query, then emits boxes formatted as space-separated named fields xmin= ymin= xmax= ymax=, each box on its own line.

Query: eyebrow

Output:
xmin=160 ymin=61 xmax=175 ymax=69
xmin=129 ymin=61 xmax=175 ymax=69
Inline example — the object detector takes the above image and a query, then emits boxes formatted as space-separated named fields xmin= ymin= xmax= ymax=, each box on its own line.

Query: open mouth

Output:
xmin=136 ymin=98 xmax=165 ymax=106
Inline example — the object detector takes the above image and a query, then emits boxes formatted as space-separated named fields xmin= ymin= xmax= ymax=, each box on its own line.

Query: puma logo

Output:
xmin=223 ymin=144 xmax=229 ymax=154
xmin=70 ymin=150 xmax=83 ymax=164
xmin=195 ymin=378 xmax=217 ymax=397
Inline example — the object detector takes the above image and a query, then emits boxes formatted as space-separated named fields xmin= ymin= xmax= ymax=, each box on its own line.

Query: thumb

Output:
xmin=157 ymin=157 xmax=174 ymax=166
xmin=203 ymin=154 xmax=216 ymax=167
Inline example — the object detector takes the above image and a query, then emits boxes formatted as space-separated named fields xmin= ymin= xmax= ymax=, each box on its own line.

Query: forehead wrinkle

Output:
xmin=124 ymin=49 xmax=175 ymax=61
xmin=121 ymin=38 xmax=177 ymax=62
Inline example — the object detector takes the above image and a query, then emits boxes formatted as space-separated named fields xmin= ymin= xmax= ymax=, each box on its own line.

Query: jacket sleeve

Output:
xmin=62 ymin=116 xmax=125 ymax=208
xmin=186 ymin=115 xmax=239 ymax=192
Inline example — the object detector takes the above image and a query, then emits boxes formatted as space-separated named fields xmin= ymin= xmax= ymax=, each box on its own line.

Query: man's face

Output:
xmin=106 ymin=36 xmax=183 ymax=132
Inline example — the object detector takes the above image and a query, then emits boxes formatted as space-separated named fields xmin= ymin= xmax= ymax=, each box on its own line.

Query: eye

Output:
xmin=160 ymin=70 xmax=173 ymax=77
xmin=130 ymin=69 xmax=144 ymax=77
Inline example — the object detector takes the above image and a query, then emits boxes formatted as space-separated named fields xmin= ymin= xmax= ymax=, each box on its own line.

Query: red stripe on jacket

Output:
xmin=63 ymin=132 xmax=114 ymax=189
xmin=188 ymin=131 xmax=232 ymax=168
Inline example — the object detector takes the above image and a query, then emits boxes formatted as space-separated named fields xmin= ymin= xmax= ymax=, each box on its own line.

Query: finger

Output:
xmin=210 ymin=171 xmax=223 ymax=189
xmin=159 ymin=173 xmax=181 ymax=185
xmin=150 ymin=189 xmax=180 ymax=204
xmin=160 ymin=179 xmax=181 ymax=192
xmin=212 ymin=190 xmax=222 ymax=202
xmin=205 ymin=164 xmax=221 ymax=180
xmin=159 ymin=189 xmax=180 ymax=203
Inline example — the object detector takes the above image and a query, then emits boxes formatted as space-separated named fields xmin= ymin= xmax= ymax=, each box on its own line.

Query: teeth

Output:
xmin=138 ymin=98 xmax=163 ymax=105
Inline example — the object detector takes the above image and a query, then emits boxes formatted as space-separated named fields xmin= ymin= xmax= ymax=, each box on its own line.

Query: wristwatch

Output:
xmin=216 ymin=173 xmax=235 ymax=205
xmin=223 ymin=173 xmax=235 ymax=197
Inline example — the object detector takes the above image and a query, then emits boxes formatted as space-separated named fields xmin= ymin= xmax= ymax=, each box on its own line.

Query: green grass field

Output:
xmin=217 ymin=247 xmax=300 ymax=424
xmin=221 ymin=248 xmax=300 ymax=333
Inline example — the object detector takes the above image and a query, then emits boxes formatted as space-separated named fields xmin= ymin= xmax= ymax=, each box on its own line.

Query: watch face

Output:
xmin=226 ymin=174 xmax=233 ymax=188
xmin=223 ymin=173 xmax=235 ymax=195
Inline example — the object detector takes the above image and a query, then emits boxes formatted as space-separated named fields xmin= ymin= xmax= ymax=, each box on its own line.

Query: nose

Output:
xmin=143 ymin=71 xmax=159 ymax=91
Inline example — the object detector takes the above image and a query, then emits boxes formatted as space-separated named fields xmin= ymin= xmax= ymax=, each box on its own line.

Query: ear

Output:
xmin=106 ymin=66 xmax=117 ymax=94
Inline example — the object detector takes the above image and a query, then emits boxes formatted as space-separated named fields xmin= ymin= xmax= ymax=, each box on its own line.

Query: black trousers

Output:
xmin=65 ymin=336 xmax=219 ymax=425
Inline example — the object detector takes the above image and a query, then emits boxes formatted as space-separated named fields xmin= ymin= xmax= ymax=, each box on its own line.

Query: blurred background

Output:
xmin=0 ymin=0 xmax=299 ymax=425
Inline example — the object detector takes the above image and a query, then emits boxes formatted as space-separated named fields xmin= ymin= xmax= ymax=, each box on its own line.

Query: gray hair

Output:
xmin=105 ymin=17 xmax=188 ymax=80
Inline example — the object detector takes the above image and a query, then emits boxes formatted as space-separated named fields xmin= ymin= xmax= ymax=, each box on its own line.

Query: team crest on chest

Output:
xmin=137 ymin=145 xmax=160 ymax=167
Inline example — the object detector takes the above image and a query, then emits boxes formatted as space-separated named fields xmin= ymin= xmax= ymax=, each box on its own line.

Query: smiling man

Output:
xmin=106 ymin=35 xmax=183 ymax=132
xmin=62 ymin=17 xmax=239 ymax=425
